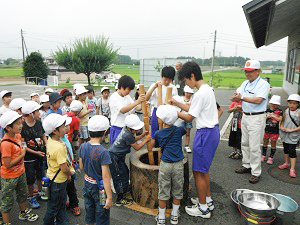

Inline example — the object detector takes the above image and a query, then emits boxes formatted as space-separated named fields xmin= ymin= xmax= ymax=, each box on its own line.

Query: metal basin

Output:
xmin=230 ymin=189 xmax=254 ymax=205
xmin=271 ymin=193 xmax=298 ymax=225
xmin=238 ymin=191 xmax=280 ymax=219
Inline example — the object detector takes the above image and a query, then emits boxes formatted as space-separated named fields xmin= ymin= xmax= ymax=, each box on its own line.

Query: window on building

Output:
xmin=286 ymin=49 xmax=297 ymax=83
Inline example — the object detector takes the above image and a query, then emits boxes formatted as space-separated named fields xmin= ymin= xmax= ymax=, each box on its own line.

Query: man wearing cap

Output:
xmin=231 ymin=60 xmax=270 ymax=184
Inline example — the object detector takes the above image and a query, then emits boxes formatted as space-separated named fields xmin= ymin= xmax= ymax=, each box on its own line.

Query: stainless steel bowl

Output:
xmin=238 ymin=191 xmax=281 ymax=219
xmin=230 ymin=189 xmax=254 ymax=205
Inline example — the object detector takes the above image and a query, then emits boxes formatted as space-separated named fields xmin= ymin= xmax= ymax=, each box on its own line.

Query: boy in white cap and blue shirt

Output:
xmin=109 ymin=114 xmax=151 ymax=206
xmin=261 ymin=95 xmax=283 ymax=165
xmin=42 ymin=114 xmax=74 ymax=224
xmin=231 ymin=59 xmax=270 ymax=184
xmin=154 ymin=105 xmax=186 ymax=225
xmin=79 ymin=115 xmax=113 ymax=225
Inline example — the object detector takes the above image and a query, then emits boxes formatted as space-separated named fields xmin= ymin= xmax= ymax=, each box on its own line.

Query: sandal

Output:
xmin=228 ymin=151 xmax=237 ymax=158
xmin=232 ymin=153 xmax=241 ymax=159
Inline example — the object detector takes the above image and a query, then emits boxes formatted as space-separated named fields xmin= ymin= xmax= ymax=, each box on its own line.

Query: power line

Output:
xmin=218 ymin=41 xmax=286 ymax=53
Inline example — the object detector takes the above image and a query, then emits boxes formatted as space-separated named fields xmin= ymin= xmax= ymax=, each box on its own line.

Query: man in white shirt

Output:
xmin=231 ymin=60 xmax=270 ymax=184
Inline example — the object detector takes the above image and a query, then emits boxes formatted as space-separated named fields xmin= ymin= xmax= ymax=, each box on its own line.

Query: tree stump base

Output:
xmin=130 ymin=148 xmax=189 ymax=209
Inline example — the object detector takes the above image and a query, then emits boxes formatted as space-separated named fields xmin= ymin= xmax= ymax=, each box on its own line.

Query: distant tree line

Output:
xmin=176 ymin=56 xmax=285 ymax=67
xmin=116 ymin=55 xmax=140 ymax=65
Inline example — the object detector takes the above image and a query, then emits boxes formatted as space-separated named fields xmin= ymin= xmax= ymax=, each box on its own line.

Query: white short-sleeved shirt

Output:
xmin=0 ymin=105 xmax=11 ymax=117
xmin=148 ymin=83 xmax=178 ymax=108
xmin=237 ymin=76 xmax=270 ymax=113
xmin=188 ymin=84 xmax=218 ymax=129
xmin=109 ymin=92 xmax=134 ymax=127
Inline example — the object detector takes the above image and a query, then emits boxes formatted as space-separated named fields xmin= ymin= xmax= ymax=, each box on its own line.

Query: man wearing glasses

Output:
xmin=230 ymin=60 xmax=270 ymax=184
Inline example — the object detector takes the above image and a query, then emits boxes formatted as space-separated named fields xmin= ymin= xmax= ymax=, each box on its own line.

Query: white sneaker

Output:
xmin=190 ymin=198 xmax=214 ymax=211
xmin=170 ymin=212 xmax=180 ymax=225
xmin=185 ymin=204 xmax=211 ymax=218
xmin=185 ymin=146 xmax=192 ymax=153
xmin=155 ymin=215 xmax=165 ymax=225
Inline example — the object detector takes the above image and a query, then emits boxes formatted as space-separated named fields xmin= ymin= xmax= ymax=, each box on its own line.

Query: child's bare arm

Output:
xmin=96 ymin=106 xmax=100 ymax=115
xmin=218 ymin=107 xmax=223 ymax=119
xmin=280 ymin=113 xmax=286 ymax=129
xmin=102 ymin=165 xmax=112 ymax=209
xmin=131 ymin=135 xmax=151 ymax=150
xmin=145 ymin=81 xmax=161 ymax=101
xmin=60 ymin=162 xmax=74 ymax=176
xmin=178 ymin=112 xmax=194 ymax=123
xmin=3 ymin=147 xmax=26 ymax=169
xmin=79 ymin=109 xmax=93 ymax=118
xmin=135 ymin=131 xmax=148 ymax=141
xmin=79 ymin=158 xmax=83 ymax=170
xmin=120 ymin=94 xmax=145 ymax=114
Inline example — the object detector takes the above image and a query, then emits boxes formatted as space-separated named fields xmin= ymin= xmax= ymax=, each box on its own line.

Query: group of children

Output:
xmin=228 ymin=90 xmax=300 ymax=178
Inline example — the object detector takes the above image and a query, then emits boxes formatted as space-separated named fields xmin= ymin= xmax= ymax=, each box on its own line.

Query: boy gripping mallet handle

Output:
xmin=139 ymin=84 xmax=155 ymax=165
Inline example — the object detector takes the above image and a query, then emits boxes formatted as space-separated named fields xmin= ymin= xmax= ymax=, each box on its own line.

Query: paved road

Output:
xmin=1 ymin=85 xmax=298 ymax=225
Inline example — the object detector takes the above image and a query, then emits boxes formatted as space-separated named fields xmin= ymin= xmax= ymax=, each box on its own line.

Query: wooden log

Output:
xmin=130 ymin=149 xmax=189 ymax=209
xmin=165 ymin=86 xmax=173 ymax=104
xmin=138 ymin=84 xmax=154 ymax=165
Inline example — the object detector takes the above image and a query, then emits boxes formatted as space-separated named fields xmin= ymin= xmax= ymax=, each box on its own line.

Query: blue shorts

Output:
xmin=182 ymin=121 xmax=193 ymax=129
xmin=151 ymin=108 xmax=159 ymax=139
xmin=80 ymin=126 xmax=89 ymax=139
xmin=109 ymin=126 xmax=122 ymax=144
xmin=83 ymin=181 xmax=110 ymax=225
xmin=192 ymin=125 xmax=220 ymax=173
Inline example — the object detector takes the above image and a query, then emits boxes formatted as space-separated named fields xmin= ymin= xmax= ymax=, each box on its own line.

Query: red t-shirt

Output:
xmin=1 ymin=134 xmax=25 ymax=178
xmin=65 ymin=112 xmax=80 ymax=143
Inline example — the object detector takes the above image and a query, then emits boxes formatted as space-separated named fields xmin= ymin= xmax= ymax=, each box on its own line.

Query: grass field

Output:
xmin=202 ymin=70 xmax=284 ymax=88
xmin=0 ymin=68 xmax=23 ymax=77
xmin=1 ymin=65 xmax=284 ymax=89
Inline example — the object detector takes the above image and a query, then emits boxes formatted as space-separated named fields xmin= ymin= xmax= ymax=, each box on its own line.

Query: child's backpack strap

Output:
xmin=161 ymin=127 xmax=177 ymax=152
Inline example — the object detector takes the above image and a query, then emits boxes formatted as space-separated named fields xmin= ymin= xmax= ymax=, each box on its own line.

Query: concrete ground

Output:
xmin=1 ymin=85 xmax=299 ymax=225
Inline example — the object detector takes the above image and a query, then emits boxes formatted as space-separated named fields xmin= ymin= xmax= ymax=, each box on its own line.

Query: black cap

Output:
xmin=49 ymin=92 xmax=63 ymax=105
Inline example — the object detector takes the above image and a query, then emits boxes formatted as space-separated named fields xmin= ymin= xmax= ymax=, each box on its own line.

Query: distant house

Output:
xmin=243 ymin=0 xmax=300 ymax=95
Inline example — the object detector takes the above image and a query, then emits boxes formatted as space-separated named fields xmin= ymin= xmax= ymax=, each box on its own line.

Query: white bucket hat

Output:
xmin=70 ymin=100 xmax=83 ymax=112
xmin=269 ymin=95 xmax=281 ymax=105
xmin=40 ymin=94 xmax=50 ymax=103
xmin=76 ymin=85 xmax=88 ymax=95
xmin=42 ymin=114 xmax=72 ymax=135
xmin=287 ymin=94 xmax=300 ymax=102
xmin=9 ymin=98 xmax=26 ymax=111
xmin=0 ymin=90 xmax=12 ymax=98
xmin=88 ymin=115 xmax=110 ymax=132
xmin=156 ymin=105 xmax=178 ymax=125
xmin=125 ymin=114 xmax=144 ymax=130
xmin=30 ymin=93 xmax=40 ymax=98
xmin=73 ymin=83 xmax=83 ymax=91
xmin=183 ymin=85 xmax=194 ymax=94
xmin=101 ymin=87 xmax=110 ymax=93
xmin=45 ymin=88 xmax=54 ymax=93
xmin=21 ymin=101 xmax=42 ymax=114
xmin=0 ymin=111 xmax=22 ymax=128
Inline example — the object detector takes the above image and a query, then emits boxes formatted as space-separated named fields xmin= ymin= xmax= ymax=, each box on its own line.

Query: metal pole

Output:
xmin=21 ymin=29 xmax=27 ymax=84
xmin=210 ymin=30 xmax=217 ymax=87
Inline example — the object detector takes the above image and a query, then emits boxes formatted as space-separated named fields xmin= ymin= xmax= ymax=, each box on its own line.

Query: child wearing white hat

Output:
xmin=30 ymin=93 xmax=40 ymax=104
xmin=42 ymin=114 xmax=74 ymax=224
xmin=109 ymin=114 xmax=151 ymax=206
xmin=9 ymin=98 xmax=26 ymax=115
xmin=261 ymin=95 xmax=283 ymax=165
xmin=278 ymin=94 xmax=300 ymax=178
xmin=21 ymin=101 xmax=47 ymax=209
xmin=154 ymin=105 xmax=187 ymax=225
xmin=39 ymin=94 xmax=50 ymax=122
xmin=0 ymin=90 xmax=12 ymax=139
xmin=78 ymin=115 xmax=113 ymax=224
xmin=0 ymin=111 xmax=39 ymax=223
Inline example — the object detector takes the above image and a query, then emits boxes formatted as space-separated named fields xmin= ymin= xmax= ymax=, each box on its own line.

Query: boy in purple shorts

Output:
xmin=170 ymin=62 xmax=220 ymax=219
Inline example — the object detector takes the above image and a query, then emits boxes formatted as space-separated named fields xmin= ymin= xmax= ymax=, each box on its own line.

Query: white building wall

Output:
xmin=140 ymin=58 xmax=190 ymax=86
xmin=283 ymin=28 xmax=300 ymax=95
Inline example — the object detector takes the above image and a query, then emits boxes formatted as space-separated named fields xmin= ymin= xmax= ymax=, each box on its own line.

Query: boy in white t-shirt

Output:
xmin=169 ymin=62 xmax=220 ymax=219
xmin=109 ymin=75 xmax=145 ymax=144
xmin=146 ymin=66 xmax=178 ymax=139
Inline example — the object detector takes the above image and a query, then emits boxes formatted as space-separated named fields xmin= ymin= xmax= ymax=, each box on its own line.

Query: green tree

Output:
xmin=54 ymin=36 xmax=118 ymax=86
xmin=23 ymin=52 xmax=49 ymax=84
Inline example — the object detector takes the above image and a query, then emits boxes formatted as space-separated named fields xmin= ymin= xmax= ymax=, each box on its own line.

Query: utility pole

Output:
xmin=210 ymin=30 xmax=217 ymax=87
xmin=21 ymin=29 xmax=27 ymax=84
xmin=203 ymin=47 xmax=205 ymax=66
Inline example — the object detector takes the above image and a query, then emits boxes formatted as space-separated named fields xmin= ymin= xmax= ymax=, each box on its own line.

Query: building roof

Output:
xmin=243 ymin=0 xmax=300 ymax=48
